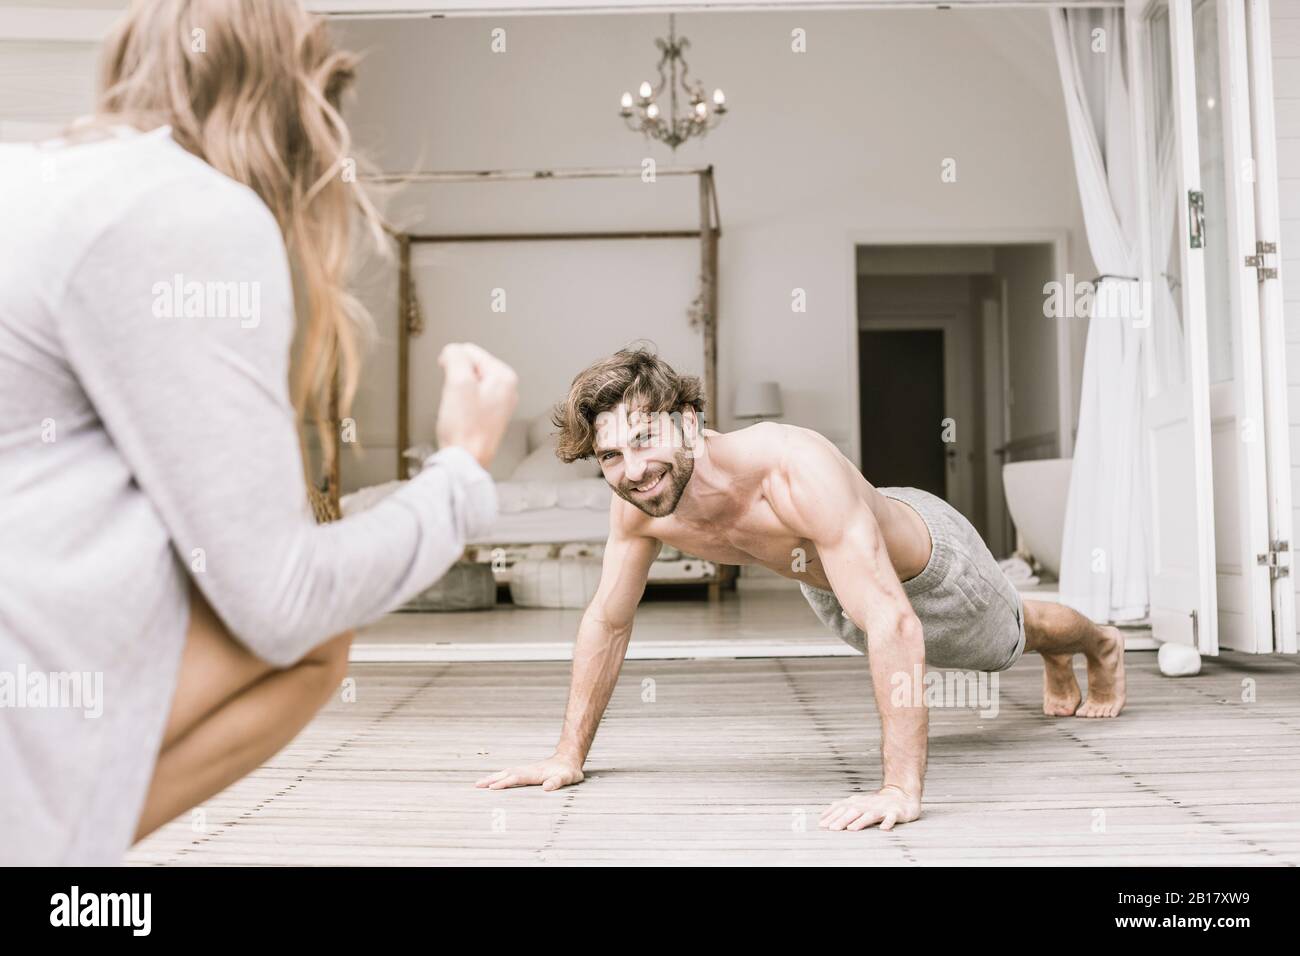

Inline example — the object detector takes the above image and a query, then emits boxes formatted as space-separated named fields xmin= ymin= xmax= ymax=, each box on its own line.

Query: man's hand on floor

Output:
xmin=475 ymin=754 xmax=585 ymax=791
xmin=820 ymin=785 xmax=922 ymax=831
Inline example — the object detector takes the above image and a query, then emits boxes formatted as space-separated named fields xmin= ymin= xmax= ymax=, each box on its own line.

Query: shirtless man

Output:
xmin=476 ymin=348 xmax=1126 ymax=830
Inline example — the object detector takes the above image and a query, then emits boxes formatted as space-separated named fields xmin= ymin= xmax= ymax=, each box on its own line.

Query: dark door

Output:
xmin=858 ymin=329 xmax=946 ymax=497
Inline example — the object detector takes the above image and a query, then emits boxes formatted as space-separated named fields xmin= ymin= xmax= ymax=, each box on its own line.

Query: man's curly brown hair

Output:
xmin=552 ymin=347 xmax=705 ymax=462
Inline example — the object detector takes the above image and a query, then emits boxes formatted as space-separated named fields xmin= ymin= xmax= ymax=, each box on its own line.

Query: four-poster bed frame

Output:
xmin=352 ymin=163 xmax=733 ymax=598
xmin=373 ymin=164 xmax=721 ymax=480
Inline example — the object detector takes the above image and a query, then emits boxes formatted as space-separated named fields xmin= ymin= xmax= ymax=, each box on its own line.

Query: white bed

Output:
xmin=340 ymin=415 xmax=719 ymax=591
xmin=341 ymin=476 xmax=612 ymax=547
xmin=470 ymin=505 xmax=609 ymax=546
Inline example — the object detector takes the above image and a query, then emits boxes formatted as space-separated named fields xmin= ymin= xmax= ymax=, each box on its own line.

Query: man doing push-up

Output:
xmin=477 ymin=348 xmax=1125 ymax=831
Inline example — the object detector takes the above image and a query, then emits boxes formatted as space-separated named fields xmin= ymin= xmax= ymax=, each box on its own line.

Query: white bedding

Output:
xmin=494 ymin=478 xmax=610 ymax=513
xmin=469 ymin=506 xmax=610 ymax=545
xmin=341 ymin=477 xmax=612 ymax=545
xmin=341 ymin=476 xmax=715 ymax=579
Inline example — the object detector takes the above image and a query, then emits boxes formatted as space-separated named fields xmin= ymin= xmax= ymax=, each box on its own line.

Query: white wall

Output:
xmin=0 ymin=39 xmax=99 ymax=139
xmin=333 ymin=8 xmax=1095 ymax=488
xmin=405 ymin=237 xmax=705 ymax=449
xmin=995 ymin=243 xmax=1063 ymax=445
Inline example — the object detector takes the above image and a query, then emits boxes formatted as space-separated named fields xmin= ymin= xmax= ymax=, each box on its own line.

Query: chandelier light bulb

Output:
xmin=694 ymin=102 xmax=708 ymax=117
xmin=621 ymin=91 xmax=633 ymax=109
xmin=646 ymin=102 xmax=660 ymax=119
xmin=638 ymin=81 xmax=653 ymax=99
xmin=712 ymin=88 xmax=725 ymax=106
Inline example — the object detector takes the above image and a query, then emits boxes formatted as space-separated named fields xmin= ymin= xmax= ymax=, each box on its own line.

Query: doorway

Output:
xmin=858 ymin=327 xmax=947 ymax=499
xmin=853 ymin=241 xmax=1064 ymax=559
xmin=858 ymin=318 xmax=972 ymax=518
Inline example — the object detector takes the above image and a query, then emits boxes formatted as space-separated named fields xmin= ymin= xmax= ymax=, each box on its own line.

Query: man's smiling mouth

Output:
xmin=632 ymin=470 xmax=667 ymax=496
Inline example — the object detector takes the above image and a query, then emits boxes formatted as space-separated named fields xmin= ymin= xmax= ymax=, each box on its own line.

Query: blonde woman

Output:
xmin=0 ymin=0 xmax=516 ymax=864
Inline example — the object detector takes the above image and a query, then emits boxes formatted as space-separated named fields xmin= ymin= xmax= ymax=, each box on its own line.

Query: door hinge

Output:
xmin=1246 ymin=241 xmax=1279 ymax=281
xmin=1189 ymin=190 xmax=1205 ymax=249
xmin=1257 ymin=540 xmax=1291 ymax=580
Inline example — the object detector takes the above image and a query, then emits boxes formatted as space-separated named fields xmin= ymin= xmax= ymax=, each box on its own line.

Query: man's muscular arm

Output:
xmin=766 ymin=431 xmax=927 ymax=830
xmin=475 ymin=501 xmax=660 ymax=791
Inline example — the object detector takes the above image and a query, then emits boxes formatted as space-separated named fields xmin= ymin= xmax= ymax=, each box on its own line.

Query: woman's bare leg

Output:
xmin=134 ymin=583 xmax=353 ymax=842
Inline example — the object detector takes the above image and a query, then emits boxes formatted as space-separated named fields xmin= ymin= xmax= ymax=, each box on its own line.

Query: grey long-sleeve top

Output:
xmin=0 ymin=125 xmax=497 ymax=864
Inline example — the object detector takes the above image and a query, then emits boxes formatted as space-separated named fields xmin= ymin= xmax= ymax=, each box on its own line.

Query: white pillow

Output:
xmin=510 ymin=441 xmax=600 ymax=482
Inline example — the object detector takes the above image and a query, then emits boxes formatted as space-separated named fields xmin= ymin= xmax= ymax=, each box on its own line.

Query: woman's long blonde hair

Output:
xmin=94 ymin=0 xmax=383 ymax=480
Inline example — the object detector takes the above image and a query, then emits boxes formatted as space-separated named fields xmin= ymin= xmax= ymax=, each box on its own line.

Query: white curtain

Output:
xmin=1051 ymin=9 xmax=1149 ymax=623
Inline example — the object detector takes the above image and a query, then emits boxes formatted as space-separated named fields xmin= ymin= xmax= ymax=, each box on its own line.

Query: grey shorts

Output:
xmin=799 ymin=486 xmax=1026 ymax=672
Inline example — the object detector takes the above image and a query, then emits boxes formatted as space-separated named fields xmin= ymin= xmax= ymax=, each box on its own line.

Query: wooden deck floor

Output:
xmin=129 ymin=650 xmax=1300 ymax=866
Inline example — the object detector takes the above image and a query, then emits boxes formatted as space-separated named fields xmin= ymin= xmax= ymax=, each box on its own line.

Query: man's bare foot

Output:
xmin=1077 ymin=625 xmax=1126 ymax=718
xmin=1042 ymin=653 xmax=1082 ymax=716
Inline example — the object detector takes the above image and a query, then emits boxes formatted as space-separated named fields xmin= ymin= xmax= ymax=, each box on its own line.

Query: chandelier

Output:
xmin=619 ymin=15 xmax=727 ymax=151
